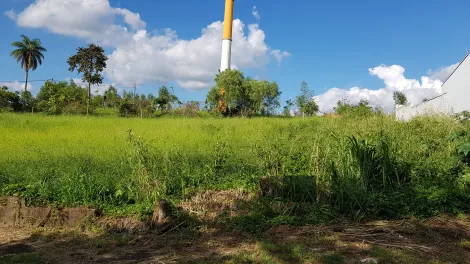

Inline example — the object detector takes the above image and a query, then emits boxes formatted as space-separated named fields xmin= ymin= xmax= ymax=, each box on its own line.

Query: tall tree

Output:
xmin=67 ymin=44 xmax=108 ymax=114
xmin=295 ymin=81 xmax=318 ymax=116
xmin=283 ymin=99 xmax=295 ymax=116
xmin=10 ymin=35 xmax=47 ymax=92
xmin=154 ymin=86 xmax=180 ymax=112
xmin=393 ymin=91 xmax=408 ymax=105
xmin=104 ymin=85 xmax=121 ymax=107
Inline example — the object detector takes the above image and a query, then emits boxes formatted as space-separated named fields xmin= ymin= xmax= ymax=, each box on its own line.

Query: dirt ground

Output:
xmin=1 ymin=216 xmax=470 ymax=264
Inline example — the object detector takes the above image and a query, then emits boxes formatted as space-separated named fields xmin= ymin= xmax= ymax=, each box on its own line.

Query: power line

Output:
xmin=0 ymin=79 xmax=52 ymax=83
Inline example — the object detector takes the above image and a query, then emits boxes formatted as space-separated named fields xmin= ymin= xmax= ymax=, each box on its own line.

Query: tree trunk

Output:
xmin=87 ymin=82 xmax=91 ymax=115
xmin=24 ymin=70 xmax=29 ymax=92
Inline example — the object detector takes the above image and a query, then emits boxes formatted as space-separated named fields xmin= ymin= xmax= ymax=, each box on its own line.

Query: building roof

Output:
xmin=441 ymin=52 xmax=470 ymax=87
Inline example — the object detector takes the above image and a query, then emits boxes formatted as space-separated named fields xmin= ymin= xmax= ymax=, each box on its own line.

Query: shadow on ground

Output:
xmin=2 ymin=215 xmax=470 ymax=264
xmin=2 ymin=187 xmax=470 ymax=264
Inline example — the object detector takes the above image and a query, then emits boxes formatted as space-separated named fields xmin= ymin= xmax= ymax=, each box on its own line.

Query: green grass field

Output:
xmin=1 ymin=113 xmax=469 ymax=220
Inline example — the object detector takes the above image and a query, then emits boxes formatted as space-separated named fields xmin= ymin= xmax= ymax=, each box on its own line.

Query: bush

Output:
xmin=62 ymin=102 xmax=90 ymax=115
xmin=36 ymin=81 xmax=87 ymax=115
xmin=335 ymin=99 xmax=378 ymax=117
xmin=119 ymin=100 xmax=137 ymax=117
xmin=172 ymin=101 xmax=201 ymax=117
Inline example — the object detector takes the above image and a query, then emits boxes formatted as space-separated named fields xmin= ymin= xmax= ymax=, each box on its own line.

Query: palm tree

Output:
xmin=10 ymin=35 xmax=47 ymax=92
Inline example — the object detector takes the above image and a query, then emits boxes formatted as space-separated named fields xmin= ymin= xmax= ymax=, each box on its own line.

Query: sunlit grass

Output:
xmin=0 ymin=113 xmax=468 ymax=218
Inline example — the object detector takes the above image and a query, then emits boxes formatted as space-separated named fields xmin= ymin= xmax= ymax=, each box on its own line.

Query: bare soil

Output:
xmin=1 ymin=215 xmax=470 ymax=264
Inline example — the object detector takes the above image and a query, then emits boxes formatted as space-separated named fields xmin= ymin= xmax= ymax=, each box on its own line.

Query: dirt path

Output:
xmin=1 ymin=216 xmax=470 ymax=264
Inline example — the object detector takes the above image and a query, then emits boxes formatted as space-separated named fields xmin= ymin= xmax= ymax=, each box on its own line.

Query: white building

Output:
xmin=396 ymin=53 xmax=470 ymax=121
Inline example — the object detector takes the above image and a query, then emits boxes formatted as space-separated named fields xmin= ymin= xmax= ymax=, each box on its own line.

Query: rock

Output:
xmin=361 ymin=257 xmax=378 ymax=264
xmin=152 ymin=199 xmax=172 ymax=226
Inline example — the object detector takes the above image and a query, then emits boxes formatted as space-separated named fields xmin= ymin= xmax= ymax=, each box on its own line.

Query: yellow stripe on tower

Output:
xmin=223 ymin=0 xmax=234 ymax=40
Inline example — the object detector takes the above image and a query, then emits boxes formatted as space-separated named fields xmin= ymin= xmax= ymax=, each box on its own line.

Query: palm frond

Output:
xmin=11 ymin=41 xmax=26 ymax=48
xmin=10 ymin=35 xmax=47 ymax=71
xmin=35 ymin=46 xmax=47 ymax=52
xmin=32 ymin=52 xmax=43 ymax=65
xmin=20 ymin=34 xmax=30 ymax=43
xmin=10 ymin=50 xmax=23 ymax=58
xmin=30 ymin=58 xmax=39 ymax=71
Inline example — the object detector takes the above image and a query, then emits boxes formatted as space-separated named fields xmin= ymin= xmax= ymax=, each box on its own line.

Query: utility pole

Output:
xmin=220 ymin=0 xmax=234 ymax=72
xmin=133 ymin=82 xmax=137 ymax=104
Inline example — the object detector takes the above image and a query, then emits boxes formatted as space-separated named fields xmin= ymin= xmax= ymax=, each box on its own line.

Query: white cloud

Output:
xmin=106 ymin=20 xmax=285 ymax=89
xmin=314 ymin=64 xmax=453 ymax=114
xmin=270 ymin=50 xmax=291 ymax=65
xmin=252 ymin=6 xmax=260 ymax=21
xmin=427 ymin=63 xmax=459 ymax=82
xmin=11 ymin=0 xmax=289 ymax=90
xmin=368 ymin=64 xmax=442 ymax=92
xmin=114 ymin=8 xmax=146 ymax=30
xmin=14 ymin=0 xmax=142 ymax=46
xmin=0 ymin=81 xmax=33 ymax=92
xmin=69 ymin=78 xmax=111 ymax=95
xmin=4 ymin=9 xmax=16 ymax=20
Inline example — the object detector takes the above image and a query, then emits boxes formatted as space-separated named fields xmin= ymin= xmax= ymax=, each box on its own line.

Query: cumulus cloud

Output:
xmin=0 ymin=81 xmax=33 ymax=92
xmin=270 ymin=50 xmax=291 ymax=65
xmin=106 ymin=20 xmax=278 ymax=89
xmin=427 ymin=63 xmax=459 ymax=82
xmin=68 ymin=78 xmax=112 ymax=95
xmin=10 ymin=0 xmax=289 ymax=90
xmin=4 ymin=9 xmax=16 ymax=20
xmin=13 ymin=0 xmax=139 ymax=46
xmin=252 ymin=6 xmax=260 ymax=21
xmin=314 ymin=64 xmax=454 ymax=114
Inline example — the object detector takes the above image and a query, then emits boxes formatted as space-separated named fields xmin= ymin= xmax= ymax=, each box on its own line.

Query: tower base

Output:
xmin=220 ymin=39 xmax=232 ymax=72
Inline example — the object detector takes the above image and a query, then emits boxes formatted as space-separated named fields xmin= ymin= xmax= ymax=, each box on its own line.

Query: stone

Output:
xmin=361 ymin=257 xmax=378 ymax=264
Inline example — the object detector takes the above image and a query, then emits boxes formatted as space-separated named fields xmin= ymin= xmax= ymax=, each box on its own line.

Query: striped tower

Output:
xmin=220 ymin=0 xmax=234 ymax=72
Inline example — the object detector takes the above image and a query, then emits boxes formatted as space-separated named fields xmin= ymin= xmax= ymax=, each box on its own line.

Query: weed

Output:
xmin=0 ymin=114 xmax=469 ymax=221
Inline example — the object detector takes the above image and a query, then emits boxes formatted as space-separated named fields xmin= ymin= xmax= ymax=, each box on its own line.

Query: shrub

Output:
xmin=119 ymin=100 xmax=137 ymax=117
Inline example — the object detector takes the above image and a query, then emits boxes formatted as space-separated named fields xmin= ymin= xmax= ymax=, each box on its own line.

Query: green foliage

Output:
xmin=10 ymin=35 xmax=47 ymax=91
xmin=118 ymin=99 xmax=137 ymax=117
xmin=67 ymin=44 xmax=108 ymax=112
xmin=295 ymin=81 xmax=318 ymax=116
xmin=91 ymin=94 xmax=104 ymax=108
xmin=206 ymin=70 xmax=281 ymax=116
xmin=283 ymin=99 xmax=294 ymax=116
xmin=450 ymin=129 xmax=470 ymax=166
xmin=0 ymin=86 xmax=21 ymax=112
xmin=19 ymin=91 xmax=36 ymax=112
xmin=0 ymin=114 xmax=469 ymax=220
xmin=172 ymin=101 xmax=203 ymax=117
xmin=103 ymin=85 xmax=121 ymax=107
xmin=154 ymin=86 xmax=179 ymax=112
xmin=335 ymin=99 xmax=376 ymax=117
xmin=36 ymin=81 xmax=88 ymax=115
xmin=456 ymin=111 xmax=470 ymax=126
xmin=393 ymin=91 xmax=408 ymax=105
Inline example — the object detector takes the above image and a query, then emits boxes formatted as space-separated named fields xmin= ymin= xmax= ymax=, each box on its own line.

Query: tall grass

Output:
xmin=0 ymin=113 xmax=469 ymax=219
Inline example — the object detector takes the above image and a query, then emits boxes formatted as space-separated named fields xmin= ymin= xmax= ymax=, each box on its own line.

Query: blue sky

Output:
xmin=1 ymin=0 xmax=469 ymax=112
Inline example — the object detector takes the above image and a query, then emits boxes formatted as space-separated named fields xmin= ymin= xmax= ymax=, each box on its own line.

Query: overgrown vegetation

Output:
xmin=1 ymin=114 xmax=469 ymax=224
xmin=206 ymin=69 xmax=281 ymax=116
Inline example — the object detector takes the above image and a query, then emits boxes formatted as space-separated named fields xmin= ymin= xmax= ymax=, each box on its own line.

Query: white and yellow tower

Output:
xmin=220 ymin=0 xmax=234 ymax=72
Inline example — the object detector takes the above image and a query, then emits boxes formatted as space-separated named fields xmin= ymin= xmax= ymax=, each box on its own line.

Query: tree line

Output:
xmin=5 ymin=34 xmax=407 ymax=117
